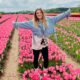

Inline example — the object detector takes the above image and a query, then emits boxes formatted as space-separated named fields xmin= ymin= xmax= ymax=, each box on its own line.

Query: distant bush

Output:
xmin=0 ymin=13 xmax=2 ymax=18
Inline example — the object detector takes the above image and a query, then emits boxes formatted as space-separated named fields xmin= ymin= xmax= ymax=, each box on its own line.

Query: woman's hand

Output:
xmin=69 ymin=8 xmax=71 ymax=10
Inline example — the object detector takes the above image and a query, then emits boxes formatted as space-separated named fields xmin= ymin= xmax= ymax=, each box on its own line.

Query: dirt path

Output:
xmin=62 ymin=50 xmax=80 ymax=69
xmin=54 ymin=42 xmax=80 ymax=69
xmin=0 ymin=29 xmax=22 ymax=80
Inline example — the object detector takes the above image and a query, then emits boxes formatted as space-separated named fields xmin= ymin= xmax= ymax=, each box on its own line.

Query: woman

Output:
xmin=13 ymin=8 xmax=71 ymax=72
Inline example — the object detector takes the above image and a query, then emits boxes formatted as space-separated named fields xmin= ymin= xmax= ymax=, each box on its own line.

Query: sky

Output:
xmin=0 ymin=0 xmax=80 ymax=12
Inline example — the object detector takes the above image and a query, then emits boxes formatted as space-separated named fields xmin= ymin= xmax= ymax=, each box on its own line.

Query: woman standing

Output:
xmin=13 ymin=8 xmax=71 ymax=73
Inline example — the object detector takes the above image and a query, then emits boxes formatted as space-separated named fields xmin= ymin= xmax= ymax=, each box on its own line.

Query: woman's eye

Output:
xmin=36 ymin=13 xmax=39 ymax=14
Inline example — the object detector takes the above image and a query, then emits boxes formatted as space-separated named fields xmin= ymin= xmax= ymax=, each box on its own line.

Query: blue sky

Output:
xmin=0 ymin=0 xmax=80 ymax=12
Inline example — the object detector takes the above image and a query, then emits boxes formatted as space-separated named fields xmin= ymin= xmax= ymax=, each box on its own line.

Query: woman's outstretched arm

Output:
xmin=49 ymin=8 xmax=71 ymax=24
xmin=13 ymin=20 xmax=40 ymax=32
xmin=13 ymin=20 xmax=33 ymax=29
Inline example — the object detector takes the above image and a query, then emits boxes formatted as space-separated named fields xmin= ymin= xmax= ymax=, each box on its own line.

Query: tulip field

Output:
xmin=0 ymin=14 xmax=80 ymax=80
xmin=0 ymin=14 xmax=17 ymax=73
xmin=54 ymin=17 xmax=80 ymax=62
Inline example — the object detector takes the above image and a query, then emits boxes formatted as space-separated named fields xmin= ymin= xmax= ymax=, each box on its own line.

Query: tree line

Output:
xmin=0 ymin=6 xmax=80 ymax=14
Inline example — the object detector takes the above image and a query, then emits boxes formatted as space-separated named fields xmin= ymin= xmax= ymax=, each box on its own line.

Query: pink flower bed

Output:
xmin=0 ymin=14 xmax=13 ymax=22
xmin=66 ymin=17 xmax=80 ymax=21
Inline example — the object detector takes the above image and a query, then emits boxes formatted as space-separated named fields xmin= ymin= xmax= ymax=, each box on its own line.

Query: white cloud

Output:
xmin=0 ymin=0 xmax=80 ymax=12
xmin=0 ymin=0 xmax=2 ymax=3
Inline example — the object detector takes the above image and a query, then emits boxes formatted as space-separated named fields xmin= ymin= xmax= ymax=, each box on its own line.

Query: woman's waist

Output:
xmin=32 ymin=43 xmax=48 ymax=50
xmin=32 ymin=36 xmax=49 ymax=44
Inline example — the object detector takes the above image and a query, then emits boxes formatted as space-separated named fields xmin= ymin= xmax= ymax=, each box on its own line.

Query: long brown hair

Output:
xmin=33 ymin=8 xmax=48 ymax=28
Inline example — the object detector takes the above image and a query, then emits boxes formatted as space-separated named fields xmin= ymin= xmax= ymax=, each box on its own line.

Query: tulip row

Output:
xmin=17 ymin=15 xmax=80 ymax=80
xmin=51 ymin=18 xmax=80 ymax=62
xmin=0 ymin=15 xmax=17 ymax=74
xmin=0 ymin=14 xmax=13 ymax=24
xmin=49 ymin=25 xmax=80 ymax=62
xmin=56 ymin=19 xmax=80 ymax=37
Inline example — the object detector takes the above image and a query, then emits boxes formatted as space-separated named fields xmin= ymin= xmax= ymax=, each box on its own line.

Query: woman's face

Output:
xmin=36 ymin=10 xmax=43 ymax=20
